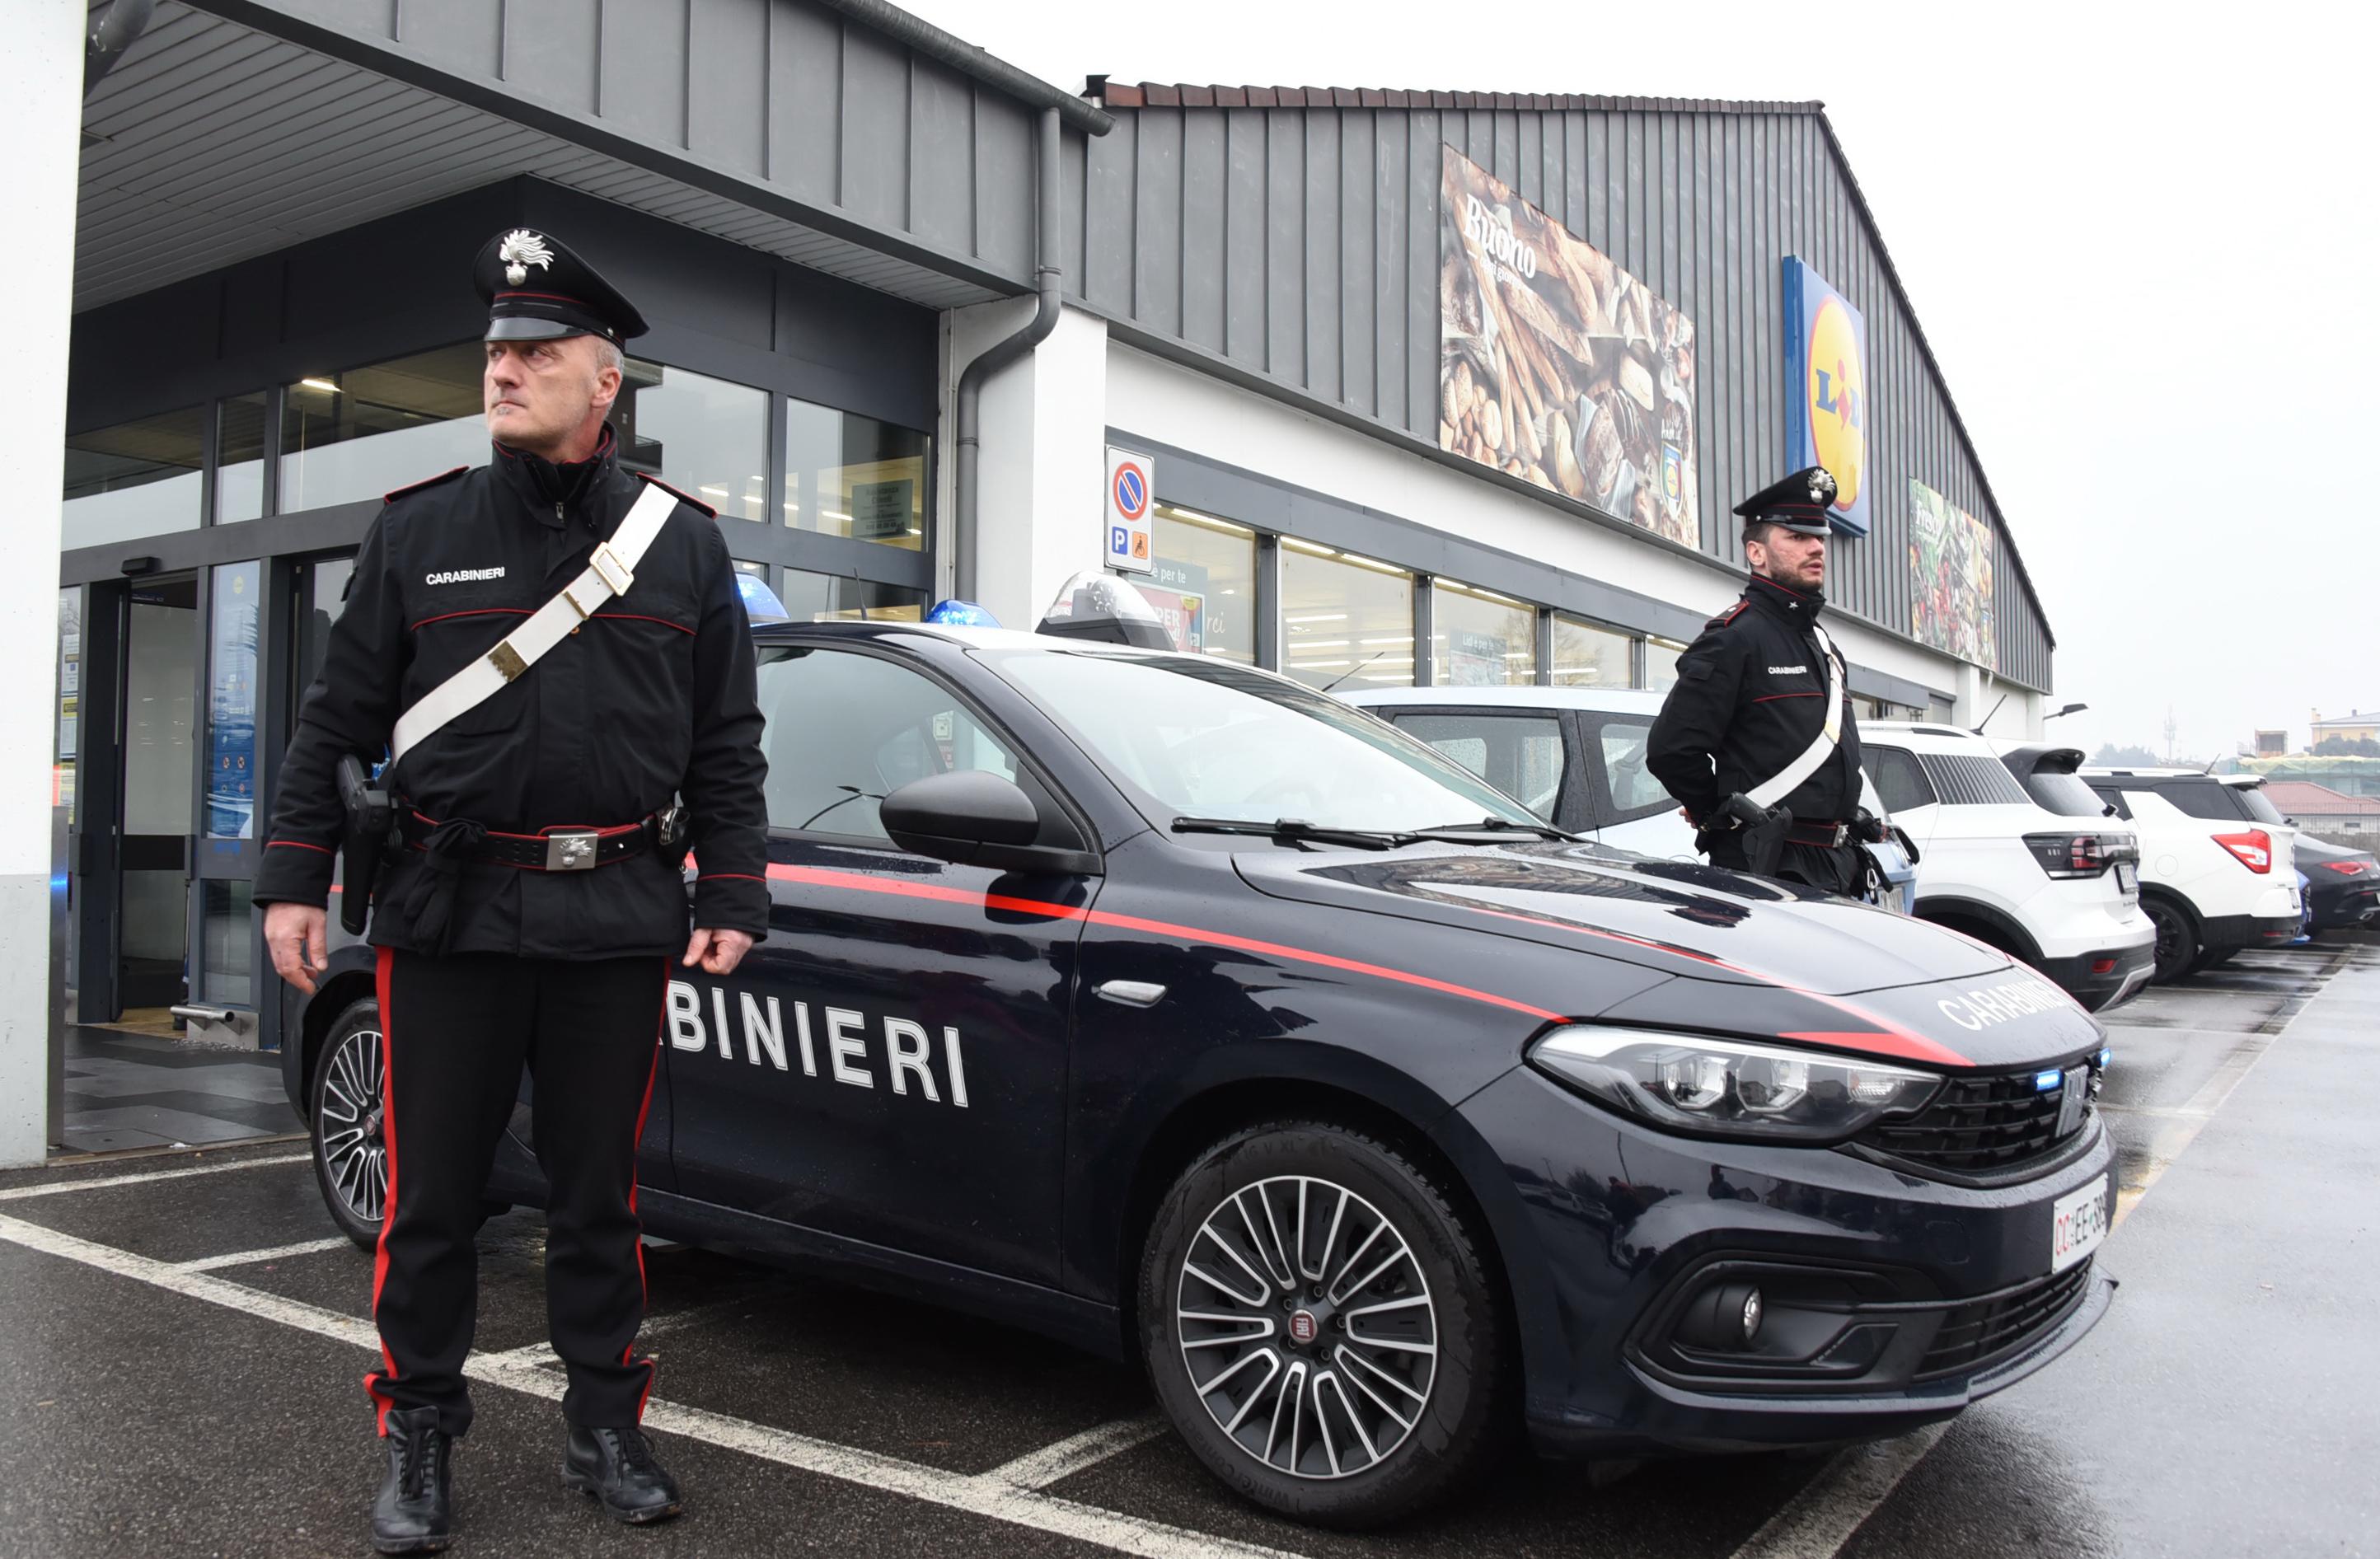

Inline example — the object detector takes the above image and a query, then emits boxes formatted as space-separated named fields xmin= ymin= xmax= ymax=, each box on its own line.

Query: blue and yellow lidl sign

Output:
xmin=1783 ymin=258 xmax=1869 ymax=536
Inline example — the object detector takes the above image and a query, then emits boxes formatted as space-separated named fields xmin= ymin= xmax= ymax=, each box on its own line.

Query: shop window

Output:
xmin=1642 ymin=636 xmax=1687 ymax=692
xmin=1279 ymin=541 xmax=1414 ymax=692
xmin=55 ymin=589 xmax=79 ymax=822
xmin=216 ymin=393 xmax=269 ymax=524
xmin=279 ymin=345 xmax=487 ymax=513
xmin=1432 ymin=581 xmax=1536 ymax=686
xmin=201 ymin=879 xmax=255 ymax=1009
xmin=616 ymin=361 xmax=767 ymax=522
xmin=785 ymin=399 xmax=930 ymax=550
xmin=62 ymin=406 xmax=206 ymax=549
xmin=1551 ymin=614 xmax=1632 ymax=688
xmin=206 ymin=561 xmax=262 ymax=840
xmin=1148 ymin=506 xmax=1256 ymax=662
xmin=782 ymin=571 xmax=928 ymax=623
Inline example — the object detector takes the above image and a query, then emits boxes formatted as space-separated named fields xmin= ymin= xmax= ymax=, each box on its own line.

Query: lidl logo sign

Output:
xmin=1783 ymin=259 xmax=1871 ymax=536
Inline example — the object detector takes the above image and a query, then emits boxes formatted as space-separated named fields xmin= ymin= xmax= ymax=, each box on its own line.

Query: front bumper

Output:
xmin=1464 ymin=1066 xmax=2118 ymax=1458
xmin=2033 ymin=937 xmax=2155 ymax=1013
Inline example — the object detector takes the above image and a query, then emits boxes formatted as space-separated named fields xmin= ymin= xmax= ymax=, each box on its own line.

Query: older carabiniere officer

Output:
xmin=254 ymin=229 xmax=768 ymax=1553
xmin=1647 ymin=466 xmax=1884 ymax=895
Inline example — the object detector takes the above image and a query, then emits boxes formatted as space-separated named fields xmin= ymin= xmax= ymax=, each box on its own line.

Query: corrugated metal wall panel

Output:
xmin=1073 ymin=97 xmax=2051 ymax=686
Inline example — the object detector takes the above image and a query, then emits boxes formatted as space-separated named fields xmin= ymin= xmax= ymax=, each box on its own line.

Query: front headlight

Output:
xmin=1529 ymin=1027 xmax=1942 ymax=1143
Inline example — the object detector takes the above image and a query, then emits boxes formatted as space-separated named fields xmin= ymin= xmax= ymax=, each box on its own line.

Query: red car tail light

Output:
xmin=2318 ymin=860 xmax=2372 ymax=877
xmin=2212 ymin=830 xmax=2272 ymax=873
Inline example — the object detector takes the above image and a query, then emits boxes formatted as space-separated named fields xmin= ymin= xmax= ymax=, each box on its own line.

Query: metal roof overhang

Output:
xmin=74 ymin=1 xmax=1026 ymax=314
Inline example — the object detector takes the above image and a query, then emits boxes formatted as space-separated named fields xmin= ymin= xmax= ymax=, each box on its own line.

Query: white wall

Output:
xmin=1103 ymin=342 xmax=1971 ymax=703
xmin=1 ymin=0 xmax=81 ymax=1165
xmin=945 ymin=302 xmax=1112 ymax=630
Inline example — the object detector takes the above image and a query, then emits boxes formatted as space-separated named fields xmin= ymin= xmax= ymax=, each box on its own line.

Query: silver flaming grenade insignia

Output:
xmin=1808 ymin=467 xmax=1838 ymax=505
xmin=499 ymin=229 xmax=555 ymax=287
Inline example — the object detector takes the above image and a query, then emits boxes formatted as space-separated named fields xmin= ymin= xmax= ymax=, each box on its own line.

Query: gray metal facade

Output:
xmin=1065 ymin=90 xmax=2053 ymax=691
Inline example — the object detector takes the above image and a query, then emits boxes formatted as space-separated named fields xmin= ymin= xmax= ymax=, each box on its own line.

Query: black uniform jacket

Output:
xmin=1645 ymin=574 xmax=1863 ymax=828
xmin=253 ymin=428 xmax=771 ymax=959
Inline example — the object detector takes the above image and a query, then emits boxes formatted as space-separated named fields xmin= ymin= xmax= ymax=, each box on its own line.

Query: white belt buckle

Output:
xmin=588 ymin=542 xmax=635 ymax=597
xmin=545 ymin=831 xmax=600 ymax=871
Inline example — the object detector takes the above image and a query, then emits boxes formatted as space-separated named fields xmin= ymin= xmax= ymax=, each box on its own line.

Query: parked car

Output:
xmin=1338 ymin=686 xmax=1918 ymax=911
xmin=2285 ymin=832 xmax=2380 ymax=934
xmin=283 ymin=620 xmax=2116 ymax=1529
xmin=1860 ymin=724 xmax=2153 ymax=1013
xmin=2080 ymin=769 xmax=2303 ymax=981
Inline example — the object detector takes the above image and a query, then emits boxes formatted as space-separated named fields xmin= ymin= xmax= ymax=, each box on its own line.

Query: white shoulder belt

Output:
xmin=390 ymin=481 xmax=678 ymax=769
xmin=1744 ymin=620 xmax=1845 ymax=809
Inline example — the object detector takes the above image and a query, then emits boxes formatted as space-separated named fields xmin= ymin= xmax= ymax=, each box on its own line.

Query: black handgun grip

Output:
xmin=334 ymin=755 xmax=392 ymax=938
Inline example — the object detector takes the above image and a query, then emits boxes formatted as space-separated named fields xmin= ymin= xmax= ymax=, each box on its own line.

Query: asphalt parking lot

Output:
xmin=3 ymin=940 xmax=2374 ymax=1559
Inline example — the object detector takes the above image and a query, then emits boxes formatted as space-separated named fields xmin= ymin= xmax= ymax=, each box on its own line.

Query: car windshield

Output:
xmin=983 ymin=648 xmax=1539 ymax=835
xmin=2023 ymin=768 xmax=2109 ymax=817
xmin=2234 ymin=785 xmax=2288 ymax=826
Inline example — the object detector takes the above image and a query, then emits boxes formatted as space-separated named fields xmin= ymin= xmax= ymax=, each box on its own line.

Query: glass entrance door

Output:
xmin=119 ymin=575 xmax=199 ymax=1018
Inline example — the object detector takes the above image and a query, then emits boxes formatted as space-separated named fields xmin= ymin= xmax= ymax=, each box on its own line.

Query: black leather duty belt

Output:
xmin=400 ymin=808 xmax=684 ymax=872
xmin=1783 ymin=820 xmax=1854 ymax=848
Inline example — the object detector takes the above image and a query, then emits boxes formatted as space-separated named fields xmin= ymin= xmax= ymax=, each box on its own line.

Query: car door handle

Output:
xmin=1094 ymin=981 xmax=1168 ymax=1009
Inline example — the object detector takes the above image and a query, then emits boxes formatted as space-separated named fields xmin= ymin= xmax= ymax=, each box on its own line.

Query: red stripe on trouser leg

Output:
xmin=625 ymin=971 xmax=663 ymax=1421
xmin=365 ymin=946 xmax=401 ymax=1435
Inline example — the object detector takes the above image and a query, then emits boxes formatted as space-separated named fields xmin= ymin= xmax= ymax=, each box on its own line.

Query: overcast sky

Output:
xmin=907 ymin=0 xmax=2377 ymax=758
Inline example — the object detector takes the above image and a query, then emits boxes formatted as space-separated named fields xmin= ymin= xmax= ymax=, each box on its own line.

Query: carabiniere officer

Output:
xmin=254 ymin=228 xmax=770 ymax=1553
xmin=1647 ymin=466 xmax=1886 ymax=895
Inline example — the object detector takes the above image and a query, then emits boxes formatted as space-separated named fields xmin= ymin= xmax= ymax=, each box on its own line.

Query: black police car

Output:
xmin=284 ymin=609 xmax=2117 ymax=1528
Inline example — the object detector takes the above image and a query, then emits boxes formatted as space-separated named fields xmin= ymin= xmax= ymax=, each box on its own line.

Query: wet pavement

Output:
xmin=2 ymin=940 xmax=2373 ymax=1558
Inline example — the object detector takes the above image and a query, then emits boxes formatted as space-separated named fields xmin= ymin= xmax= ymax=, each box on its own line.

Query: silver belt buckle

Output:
xmin=545 ymin=830 xmax=600 ymax=871
xmin=1831 ymin=823 xmax=1849 ymax=847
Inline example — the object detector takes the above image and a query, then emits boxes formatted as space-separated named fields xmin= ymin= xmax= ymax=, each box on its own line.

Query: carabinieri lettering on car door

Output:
xmin=663 ymin=643 xmax=1092 ymax=1287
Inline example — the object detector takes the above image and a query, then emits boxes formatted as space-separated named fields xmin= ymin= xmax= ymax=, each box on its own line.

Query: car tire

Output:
xmin=2142 ymin=897 xmax=2199 ymax=985
xmin=2192 ymin=947 xmax=2237 ymax=972
xmin=310 ymin=996 xmax=389 ymax=1252
xmin=1137 ymin=1121 xmax=1509 ymax=1529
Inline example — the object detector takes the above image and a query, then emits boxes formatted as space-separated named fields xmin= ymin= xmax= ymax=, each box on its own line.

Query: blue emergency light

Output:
xmin=736 ymin=571 xmax=790 ymax=624
xmin=925 ymin=599 xmax=1000 ymax=628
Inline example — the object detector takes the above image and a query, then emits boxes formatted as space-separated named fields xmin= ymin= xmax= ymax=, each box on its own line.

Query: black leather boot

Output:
xmin=562 ymin=1426 xmax=683 ymax=1524
xmin=372 ymin=1407 xmax=455 ymax=1555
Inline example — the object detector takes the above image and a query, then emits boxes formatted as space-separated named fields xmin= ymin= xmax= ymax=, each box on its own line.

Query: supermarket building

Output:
xmin=4 ymin=0 xmax=2056 ymax=1158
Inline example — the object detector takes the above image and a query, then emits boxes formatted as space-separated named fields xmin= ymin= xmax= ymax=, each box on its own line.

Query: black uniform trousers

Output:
xmin=368 ymin=948 xmax=667 ymax=1438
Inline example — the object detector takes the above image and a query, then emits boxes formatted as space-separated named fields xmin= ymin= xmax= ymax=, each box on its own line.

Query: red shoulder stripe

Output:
xmin=1706 ymin=601 xmax=1749 ymax=629
xmin=633 ymin=471 xmax=717 ymax=520
xmin=384 ymin=466 xmax=467 ymax=504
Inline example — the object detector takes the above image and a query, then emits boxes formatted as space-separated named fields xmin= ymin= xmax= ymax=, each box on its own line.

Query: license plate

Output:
xmin=2115 ymin=860 xmax=2139 ymax=897
xmin=2050 ymin=1179 xmax=2110 ymax=1273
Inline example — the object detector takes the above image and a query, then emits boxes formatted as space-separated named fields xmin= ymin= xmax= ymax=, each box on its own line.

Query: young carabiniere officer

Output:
xmin=1646 ymin=466 xmax=1886 ymax=895
xmin=253 ymin=229 xmax=771 ymax=1553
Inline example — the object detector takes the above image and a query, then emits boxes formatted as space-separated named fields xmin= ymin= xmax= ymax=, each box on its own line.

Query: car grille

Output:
xmin=1855 ymin=1069 xmax=2087 ymax=1176
xmin=1917 ymin=1260 xmax=2095 ymax=1379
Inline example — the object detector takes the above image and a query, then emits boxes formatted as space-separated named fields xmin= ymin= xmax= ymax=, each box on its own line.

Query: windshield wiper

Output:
xmin=1170 ymin=817 xmax=1406 ymax=850
xmin=1409 ymin=817 xmax=1581 ymax=843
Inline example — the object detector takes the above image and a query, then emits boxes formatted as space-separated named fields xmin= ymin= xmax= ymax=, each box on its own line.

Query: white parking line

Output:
xmin=1726 ymin=1423 xmax=1951 ymax=1559
xmin=0 ymin=1210 xmax=1304 ymax=1559
xmin=175 ymin=1236 xmax=355 ymax=1271
xmin=986 ymin=1415 xmax=1169 ymax=1490
xmin=0 ymin=1150 xmax=311 ymax=1202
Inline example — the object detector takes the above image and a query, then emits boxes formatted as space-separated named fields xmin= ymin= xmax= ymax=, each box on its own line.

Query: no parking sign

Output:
xmin=1104 ymin=447 xmax=1155 ymax=575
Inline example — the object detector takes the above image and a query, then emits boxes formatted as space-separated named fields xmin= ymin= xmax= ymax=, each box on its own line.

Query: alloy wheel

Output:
xmin=317 ymin=1026 xmax=389 ymax=1228
xmin=1174 ymin=1175 xmax=1438 ymax=1480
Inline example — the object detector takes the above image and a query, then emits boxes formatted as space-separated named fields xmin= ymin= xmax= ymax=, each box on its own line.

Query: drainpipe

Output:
xmin=85 ymin=0 xmax=157 ymax=96
xmin=953 ymin=105 xmax=1062 ymax=603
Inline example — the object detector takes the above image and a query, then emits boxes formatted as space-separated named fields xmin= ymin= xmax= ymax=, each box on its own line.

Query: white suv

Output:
xmin=1862 ymin=723 xmax=2153 ymax=1012
xmin=1338 ymin=686 xmax=1919 ymax=909
xmin=2079 ymin=769 xmax=2303 ymax=982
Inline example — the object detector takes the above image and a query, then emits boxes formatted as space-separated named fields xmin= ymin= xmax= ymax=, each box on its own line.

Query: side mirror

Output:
xmin=880 ymin=771 xmax=1100 ymax=876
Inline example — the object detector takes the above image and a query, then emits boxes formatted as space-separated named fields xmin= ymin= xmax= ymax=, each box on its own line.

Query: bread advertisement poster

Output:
xmin=1438 ymin=146 xmax=1699 ymax=548
xmin=1908 ymin=479 xmax=1997 ymax=669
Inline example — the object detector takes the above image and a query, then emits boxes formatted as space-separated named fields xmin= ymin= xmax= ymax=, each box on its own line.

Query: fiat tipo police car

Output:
xmin=284 ymin=593 xmax=2116 ymax=1529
